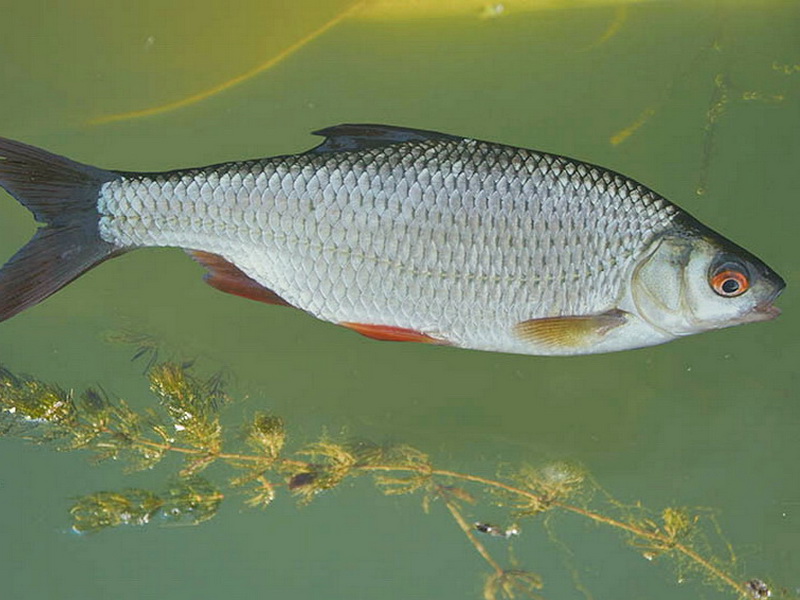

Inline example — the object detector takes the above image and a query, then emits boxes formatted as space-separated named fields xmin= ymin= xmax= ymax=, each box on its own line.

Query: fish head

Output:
xmin=631 ymin=229 xmax=784 ymax=337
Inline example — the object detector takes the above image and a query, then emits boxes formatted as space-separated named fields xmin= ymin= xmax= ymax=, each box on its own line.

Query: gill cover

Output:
xmin=632 ymin=231 xmax=784 ymax=337
xmin=631 ymin=235 xmax=695 ymax=335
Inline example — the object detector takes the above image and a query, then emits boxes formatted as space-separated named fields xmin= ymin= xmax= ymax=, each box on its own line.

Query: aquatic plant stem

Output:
xmin=442 ymin=495 xmax=504 ymax=575
xmin=89 ymin=1 xmax=367 ymax=125
xmin=367 ymin=465 xmax=750 ymax=599
xmin=120 ymin=434 xmax=748 ymax=598
xmin=557 ymin=503 xmax=747 ymax=598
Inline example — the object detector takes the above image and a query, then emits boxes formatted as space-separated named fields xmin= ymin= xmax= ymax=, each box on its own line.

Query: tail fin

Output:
xmin=0 ymin=137 xmax=123 ymax=322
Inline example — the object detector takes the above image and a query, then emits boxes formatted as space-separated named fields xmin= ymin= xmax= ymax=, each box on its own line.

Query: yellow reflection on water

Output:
xmin=89 ymin=0 xmax=636 ymax=125
xmin=89 ymin=1 xmax=368 ymax=125
xmin=357 ymin=0 xmax=642 ymax=20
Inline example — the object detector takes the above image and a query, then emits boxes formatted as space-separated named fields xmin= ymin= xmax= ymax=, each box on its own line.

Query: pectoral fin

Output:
xmin=514 ymin=309 xmax=629 ymax=349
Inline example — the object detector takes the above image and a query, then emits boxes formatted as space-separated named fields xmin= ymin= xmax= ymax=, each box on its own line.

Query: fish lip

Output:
xmin=746 ymin=289 xmax=784 ymax=322
xmin=752 ymin=302 xmax=781 ymax=321
xmin=747 ymin=273 xmax=786 ymax=322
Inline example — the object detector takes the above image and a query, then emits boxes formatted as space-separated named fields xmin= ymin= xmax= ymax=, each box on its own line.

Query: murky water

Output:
xmin=0 ymin=1 xmax=797 ymax=598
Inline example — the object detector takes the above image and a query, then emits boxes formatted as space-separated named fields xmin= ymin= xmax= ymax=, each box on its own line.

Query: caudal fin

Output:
xmin=0 ymin=137 xmax=123 ymax=322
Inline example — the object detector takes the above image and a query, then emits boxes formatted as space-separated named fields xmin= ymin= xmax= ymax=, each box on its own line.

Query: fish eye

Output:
xmin=710 ymin=263 xmax=749 ymax=298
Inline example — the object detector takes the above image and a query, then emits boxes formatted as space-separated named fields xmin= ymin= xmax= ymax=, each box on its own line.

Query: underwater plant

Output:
xmin=0 ymin=358 xmax=783 ymax=600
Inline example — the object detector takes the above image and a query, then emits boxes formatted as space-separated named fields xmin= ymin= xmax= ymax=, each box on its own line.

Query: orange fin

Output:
xmin=514 ymin=309 xmax=628 ymax=349
xmin=187 ymin=250 xmax=294 ymax=307
xmin=340 ymin=322 xmax=448 ymax=344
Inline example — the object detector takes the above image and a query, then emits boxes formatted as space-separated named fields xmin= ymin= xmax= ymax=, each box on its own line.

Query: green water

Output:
xmin=0 ymin=1 xmax=798 ymax=598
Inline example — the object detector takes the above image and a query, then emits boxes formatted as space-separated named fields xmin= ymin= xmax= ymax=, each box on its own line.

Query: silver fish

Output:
xmin=0 ymin=124 xmax=784 ymax=355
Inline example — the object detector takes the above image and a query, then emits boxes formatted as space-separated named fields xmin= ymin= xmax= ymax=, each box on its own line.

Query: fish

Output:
xmin=0 ymin=124 xmax=785 ymax=356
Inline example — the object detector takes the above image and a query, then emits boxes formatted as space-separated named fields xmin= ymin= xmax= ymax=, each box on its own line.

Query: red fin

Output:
xmin=340 ymin=322 xmax=448 ymax=344
xmin=187 ymin=250 xmax=294 ymax=307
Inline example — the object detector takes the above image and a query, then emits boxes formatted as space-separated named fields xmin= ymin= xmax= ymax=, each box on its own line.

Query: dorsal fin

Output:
xmin=309 ymin=124 xmax=462 ymax=153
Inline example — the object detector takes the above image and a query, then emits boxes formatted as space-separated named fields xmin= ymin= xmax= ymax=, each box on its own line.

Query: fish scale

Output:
xmin=3 ymin=124 xmax=779 ymax=356
xmin=94 ymin=133 xmax=677 ymax=353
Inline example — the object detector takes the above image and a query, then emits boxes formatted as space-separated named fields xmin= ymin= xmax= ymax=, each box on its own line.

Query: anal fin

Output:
xmin=514 ymin=309 xmax=628 ymax=349
xmin=340 ymin=322 xmax=448 ymax=345
xmin=187 ymin=250 xmax=294 ymax=308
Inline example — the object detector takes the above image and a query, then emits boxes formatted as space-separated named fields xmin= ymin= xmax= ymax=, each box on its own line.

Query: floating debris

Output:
xmin=474 ymin=522 xmax=520 ymax=539
xmin=745 ymin=579 xmax=771 ymax=599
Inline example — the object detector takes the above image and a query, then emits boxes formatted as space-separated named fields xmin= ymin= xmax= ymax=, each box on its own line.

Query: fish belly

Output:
xmin=96 ymin=140 xmax=676 ymax=354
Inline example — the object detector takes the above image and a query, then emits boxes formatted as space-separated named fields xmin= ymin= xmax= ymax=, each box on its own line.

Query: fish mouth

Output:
xmin=749 ymin=302 xmax=782 ymax=321
xmin=743 ymin=280 xmax=785 ymax=323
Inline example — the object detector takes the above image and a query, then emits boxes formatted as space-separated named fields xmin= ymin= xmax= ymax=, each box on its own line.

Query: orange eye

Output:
xmin=711 ymin=269 xmax=749 ymax=297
